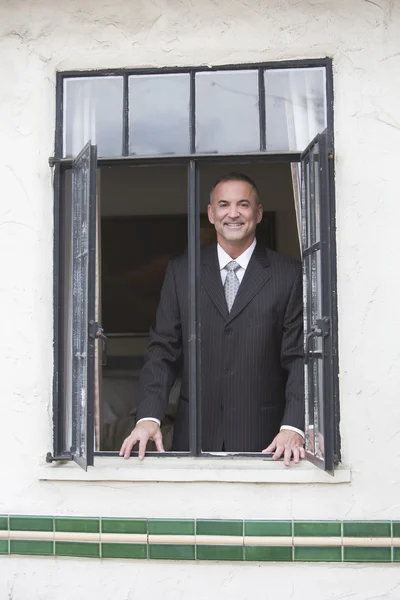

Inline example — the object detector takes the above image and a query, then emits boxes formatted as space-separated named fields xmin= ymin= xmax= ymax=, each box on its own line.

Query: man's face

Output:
xmin=207 ymin=180 xmax=263 ymax=247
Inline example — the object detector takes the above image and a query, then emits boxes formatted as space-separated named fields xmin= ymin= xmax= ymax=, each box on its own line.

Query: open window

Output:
xmin=50 ymin=61 xmax=340 ymax=473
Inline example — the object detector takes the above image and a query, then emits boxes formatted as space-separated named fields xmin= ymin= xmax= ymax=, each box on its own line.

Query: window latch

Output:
xmin=305 ymin=317 xmax=330 ymax=363
xmin=89 ymin=321 xmax=108 ymax=365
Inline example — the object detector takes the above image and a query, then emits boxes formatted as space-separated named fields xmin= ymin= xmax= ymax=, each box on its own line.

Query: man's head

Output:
xmin=207 ymin=172 xmax=263 ymax=254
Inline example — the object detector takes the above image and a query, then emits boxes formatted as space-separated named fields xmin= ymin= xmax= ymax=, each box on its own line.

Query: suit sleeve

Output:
xmin=135 ymin=260 xmax=182 ymax=423
xmin=280 ymin=267 xmax=305 ymax=432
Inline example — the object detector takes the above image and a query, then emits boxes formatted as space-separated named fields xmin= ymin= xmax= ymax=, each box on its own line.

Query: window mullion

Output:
xmin=187 ymin=160 xmax=201 ymax=455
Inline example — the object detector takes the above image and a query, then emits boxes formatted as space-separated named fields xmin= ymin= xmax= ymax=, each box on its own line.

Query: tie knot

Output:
xmin=225 ymin=260 xmax=240 ymax=273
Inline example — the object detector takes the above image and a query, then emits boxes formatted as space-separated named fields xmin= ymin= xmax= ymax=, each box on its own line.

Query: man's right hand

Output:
xmin=119 ymin=421 xmax=164 ymax=460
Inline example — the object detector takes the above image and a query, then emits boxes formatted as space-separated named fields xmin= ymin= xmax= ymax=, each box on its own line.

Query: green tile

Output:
xmin=102 ymin=543 xmax=147 ymax=559
xmin=393 ymin=547 xmax=400 ymax=561
xmin=245 ymin=546 xmax=292 ymax=561
xmin=101 ymin=518 xmax=146 ymax=535
xmin=196 ymin=520 xmax=243 ymax=537
xmin=0 ymin=516 xmax=8 ymax=531
xmin=10 ymin=516 xmax=53 ymax=532
xmin=197 ymin=545 xmax=243 ymax=561
xmin=343 ymin=521 xmax=390 ymax=538
xmin=294 ymin=521 xmax=341 ymax=537
xmin=149 ymin=544 xmax=195 ymax=560
xmin=392 ymin=522 xmax=400 ymax=537
xmin=55 ymin=518 xmax=99 ymax=534
xmin=294 ymin=546 xmax=341 ymax=562
xmin=343 ymin=546 xmax=391 ymax=562
xmin=245 ymin=521 xmax=292 ymax=537
xmin=148 ymin=519 xmax=194 ymax=535
xmin=10 ymin=540 xmax=53 ymax=556
xmin=0 ymin=540 xmax=9 ymax=554
xmin=55 ymin=541 xmax=100 ymax=558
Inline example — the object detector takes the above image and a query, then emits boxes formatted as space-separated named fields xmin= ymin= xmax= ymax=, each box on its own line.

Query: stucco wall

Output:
xmin=1 ymin=0 xmax=400 ymax=596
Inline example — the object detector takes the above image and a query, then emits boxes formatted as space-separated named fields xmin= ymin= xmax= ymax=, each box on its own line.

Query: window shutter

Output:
xmin=71 ymin=141 xmax=98 ymax=470
xmin=301 ymin=130 xmax=339 ymax=473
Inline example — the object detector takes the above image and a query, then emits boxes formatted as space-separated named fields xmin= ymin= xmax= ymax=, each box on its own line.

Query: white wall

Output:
xmin=1 ymin=0 xmax=400 ymax=595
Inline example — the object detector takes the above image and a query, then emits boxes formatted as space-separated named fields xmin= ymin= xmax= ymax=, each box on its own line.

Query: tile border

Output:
xmin=0 ymin=516 xmax=398 ymax=563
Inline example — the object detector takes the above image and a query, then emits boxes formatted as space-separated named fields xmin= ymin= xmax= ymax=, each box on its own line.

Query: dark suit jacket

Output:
xmin=136 ymin=242 xmax=304 ymax=452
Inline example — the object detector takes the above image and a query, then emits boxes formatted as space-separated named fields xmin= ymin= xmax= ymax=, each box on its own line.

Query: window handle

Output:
xmin=305 ymin=317 xmax=330 ymax=364
xmin=89 ymin=321 xmax=108 ymax=365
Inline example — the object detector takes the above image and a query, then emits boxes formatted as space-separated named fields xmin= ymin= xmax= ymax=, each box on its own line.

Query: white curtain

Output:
xmin=265 ymin=67 xmax=326 ymax=247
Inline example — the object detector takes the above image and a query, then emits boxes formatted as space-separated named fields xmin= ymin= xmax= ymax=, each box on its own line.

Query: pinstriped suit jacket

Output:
xmin=136 ymin=242 xmax=304 ymax=452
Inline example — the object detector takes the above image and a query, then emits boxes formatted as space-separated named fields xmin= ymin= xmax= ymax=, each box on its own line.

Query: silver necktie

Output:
xmin=224 ymin=261 xmax=240 ymax=312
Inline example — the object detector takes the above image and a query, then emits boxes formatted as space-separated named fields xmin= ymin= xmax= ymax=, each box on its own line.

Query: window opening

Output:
xmin=51 ymin=61 xmax=338 ymax=472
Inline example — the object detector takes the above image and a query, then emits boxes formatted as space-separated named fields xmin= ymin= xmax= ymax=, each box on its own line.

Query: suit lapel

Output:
xmin=201 ymin=245 xmax=229 ymax=320
xmin=227 ymin=243 xmax=271 ymax=324
xmin=201 ymin=242 xmax=271 ymax=323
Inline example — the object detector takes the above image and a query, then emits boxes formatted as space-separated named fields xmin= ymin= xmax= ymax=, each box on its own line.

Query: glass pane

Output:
xmin=313 ymin=142 xmax=321 ymax=243
xmin=64 ymin=77 xmax=123 ymax=158
xmin=305 ymin=357 xmax=324 ymax=458
xmin=71 ymin=143 xmax=96 ymax=468
xmin=265 ymin=67 xmax=326 ymax=151
xmin=196 ymin=70 xmax=259 ymax=153
xmin=301 ymin=156 xmax=312 ymax=250
xmin=129 ymin=74 xmax=190 ymax=155
xmin=62 ymin=169 xmax=73 ymax=453
xmin=310 ymin=251 xmax=323 ymax=352
xmin=305 ymin=358 xmax=314 ymax=453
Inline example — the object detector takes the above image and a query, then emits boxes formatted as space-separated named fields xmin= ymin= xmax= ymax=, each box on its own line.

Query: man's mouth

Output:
xmin=224 ymin=223 xmax=244 ymax=228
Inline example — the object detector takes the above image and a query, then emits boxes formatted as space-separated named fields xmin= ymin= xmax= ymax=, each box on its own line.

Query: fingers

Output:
xmin=283 ymin=445 xmax=292 ymax=467
xmin=300 ymin=446 xmax=306 ymax=459
xmin=291 ymin=446 xmax=300 ymax=465
xmin=154 ymin=432 xmax=165 ymax=453
xmin=262 ymin=440 xmax=277 ymax=453
xmin=119 ymin=422 xmax=162 ymax=460
xmin=138 ymin=436 xmax=147 ymax=461
xmin=273 ymin=444 xmax=284 ymax=461
xmin=120 ymin=432 xmax=139 ymax=459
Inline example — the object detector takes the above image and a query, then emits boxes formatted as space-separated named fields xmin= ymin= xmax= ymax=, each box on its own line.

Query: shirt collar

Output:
xmin=217 ymin=238 xmax=257 ymax=271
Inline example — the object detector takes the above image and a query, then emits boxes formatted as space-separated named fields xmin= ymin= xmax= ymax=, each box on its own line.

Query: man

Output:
xmin=120 ymin=173 xmax=305 ymax=466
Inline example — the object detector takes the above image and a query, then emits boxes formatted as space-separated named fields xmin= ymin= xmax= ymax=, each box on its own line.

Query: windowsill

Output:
xmin=38 ymin=457 xmax=351 ymax=484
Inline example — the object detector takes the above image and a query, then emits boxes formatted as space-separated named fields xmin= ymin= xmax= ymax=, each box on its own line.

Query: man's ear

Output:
xmin=207 ymin=203 xmax=215 ymax=225
xmin=256 ymin=203 xmax=263 ymax=224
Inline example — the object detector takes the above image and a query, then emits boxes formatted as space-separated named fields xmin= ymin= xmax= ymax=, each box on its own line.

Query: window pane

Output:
xmin=307 ymin=357 xmax=324 ymax=459
xmin=129 ymin=74 xmax=190 ymax=155
xmin=313 ymin=142 xmax=321 ymax=243
xmin=311 ymin=251 xmax=323 ymax=352
xmin=63 ymin=77 xmax=123 ymax=158
xmin=264 ymin=68 xmax=326 ymax=151
xmin=195 ymin=71 xmax=259 ymax=153
xmin=62 ymin=169 xmax=73 ymax=453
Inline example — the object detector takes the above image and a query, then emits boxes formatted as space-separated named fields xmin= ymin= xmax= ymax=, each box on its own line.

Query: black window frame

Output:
xmin=49 ymin=58 xmax=340 ymax=471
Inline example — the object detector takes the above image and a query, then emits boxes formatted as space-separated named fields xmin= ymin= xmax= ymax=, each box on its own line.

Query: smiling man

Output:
xmin=120 ymin=173 xmax=305 ymax=466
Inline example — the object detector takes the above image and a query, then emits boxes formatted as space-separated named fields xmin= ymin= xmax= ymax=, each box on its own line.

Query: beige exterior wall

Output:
xmin=0 ymin=0 xmax=399 ymax=596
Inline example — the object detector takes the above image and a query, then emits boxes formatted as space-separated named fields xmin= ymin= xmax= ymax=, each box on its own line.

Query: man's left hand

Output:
xmin=262 ymin=430 xmax=305 ymax=467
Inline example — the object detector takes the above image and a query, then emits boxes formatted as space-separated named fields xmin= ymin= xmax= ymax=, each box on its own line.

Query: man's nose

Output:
xmin=227 ymin=205 xmax=239 ymax=218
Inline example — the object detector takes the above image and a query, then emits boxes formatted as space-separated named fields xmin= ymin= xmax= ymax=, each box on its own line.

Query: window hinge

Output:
xmin=89 ymin=321 xmax=108 ymax=365
xmin=316 ymin=317 xmax=330 ymax=336
xmin=305 ymin=317 xmax=330 ymax=363
xmin=46 ymin=452 xmax=72 ymax=463
xmin=328 ymin=150 xmax=334 ymax=160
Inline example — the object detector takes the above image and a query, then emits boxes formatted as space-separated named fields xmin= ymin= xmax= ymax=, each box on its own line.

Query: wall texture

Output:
xmin=0 ymin=0 xmax=400 ymax=597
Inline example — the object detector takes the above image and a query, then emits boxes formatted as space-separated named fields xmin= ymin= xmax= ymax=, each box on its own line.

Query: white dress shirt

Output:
xmin=139 ymin=239 xmax=304 ymax=440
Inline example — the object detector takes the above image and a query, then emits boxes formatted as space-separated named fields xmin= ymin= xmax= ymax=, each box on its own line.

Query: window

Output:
xmin=50 ymin=61 xmax=339 ymax=473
